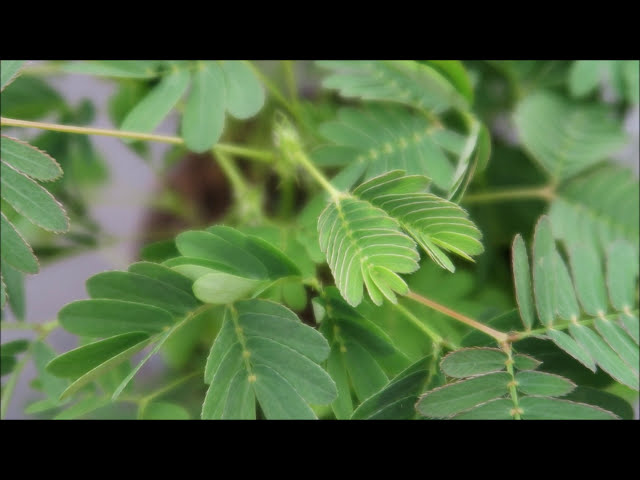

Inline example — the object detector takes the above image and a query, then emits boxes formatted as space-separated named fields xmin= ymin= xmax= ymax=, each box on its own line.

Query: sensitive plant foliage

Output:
xmin=0 ymin=59 xmax=638 ymax=420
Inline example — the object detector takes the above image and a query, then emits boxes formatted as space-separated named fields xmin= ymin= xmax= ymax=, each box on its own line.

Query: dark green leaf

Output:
xmin=0 ymin=214 xmax=38 ymax=274
xmin=519 ymin=396 xmax=618 ymax=420
xmin=440 ymin=348 xmax=507 ymax=378
xmin=515 ymin=371 xmax=575 ymax=396
xmin=1 ymin=136 xmax=62 ymax=181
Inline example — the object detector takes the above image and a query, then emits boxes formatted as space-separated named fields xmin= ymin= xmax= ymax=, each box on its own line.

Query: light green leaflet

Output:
xmin=63 ymin=60 xmax=160 ymax=79
xmin=121 ymin=68 xmax=190 ymax=134
xmin=0 ymin=260 xmax=25 ymax=320
xmin=316 ymin=60 xmax=469 ymax=113
xmin=221 ymin=60 xmax=265 ymax=120
xmin=1 ymin=136 xmax=62 ymax=181
xmin=569 ymin=60 xmax=639 ymax=103
xmin=47 ymin=332 xmax=152 ymax=400
xmin=1 ymin=60 xmax=25 ymax=91
xmin=201 ymin=299 xmax=335 ymax=419
xmin=351 ymin=356 xmax=433 ymax=420
xmin=416 ymin=372 xmax=511 ymax=418
xmin=1 ymin=212 xmax=38 ymax=274
xmin=514 ymin=92 xmax=627 ymax=181
xmin=182 ymin=61 xmax=226 ymax=153
xmin=0 ymin=160 xmax=68 ymax=232
xmin=354 ymin=170 xmax=484 ymax=273
xmin=514 ymin=371 xmax=575 ymax=397
xmin=440 ymin=348 xmax=507 ymax=378
xmin=510 ymin=215 xmax=640 ymax=391
xmin=318 ymin=105 xmax=462 ymax=190
xmin=512 ymin=235 xmax=534 ymax=330
xmin=318 ymin=287 xmax=406 ymax=418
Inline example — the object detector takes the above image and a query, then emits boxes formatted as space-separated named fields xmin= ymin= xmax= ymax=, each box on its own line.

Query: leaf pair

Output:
xmin=416 ymin=347 xmax=617 ymax=419
xmin=512 ymin=216 xmax=639 ymax=391
xmin=318 ymin=171 xmax=483 ymax=306
xmin=166 ymin=225 xmax=301 ymax=305
xmin=83 ymin=60 xmax=265 ymax=153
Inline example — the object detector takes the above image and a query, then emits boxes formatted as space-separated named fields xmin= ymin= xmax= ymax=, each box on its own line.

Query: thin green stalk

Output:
xmin=406 ymin=290 xmax=509 ymax=344
xmin=293 ymin=149 xmax=342 ymax=200
xmin=502 ymin=343 xmax=522 ymax=420
xmin=0 ymin=320 xmax=59 ymax=334
xmin=0 ymin=117 xmax=274 ymax=163
xmin=462 ymin=185 xmax=555 ymax=205
xmin=214 ymin=149 xmax=250 ymax=197
xmin=282 ymin=60 xmax=300 ymax=114
xmin=137 ymin=370 xmax=202 ymax=418
xmin=244 ymin=61 xmax=299 ymax=121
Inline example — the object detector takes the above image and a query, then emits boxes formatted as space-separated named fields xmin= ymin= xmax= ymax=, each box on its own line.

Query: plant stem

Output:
xmin=293 ymin=149 xmax=342 ymax=200
xmin=0 ymin=117 xmax=274 ymax=163
xmin=214 ymin=149 xmax=250 ymax=196
xmin=244 ymin=61 xmax=299 ymax=118
xmin=282 ymin=60 xmax=301 ymax=114
xmin=137 ymin=369 xmax=202 ymax=418
xmin=0 ymin=319 xmax=59 ymax=334
xmin=406 ymin=290 xmax=509 ymax=344
xmin=502 ymin=342 xmax=522 ymax=420
xmin=462 ymin=185 xmax=555 ymax=204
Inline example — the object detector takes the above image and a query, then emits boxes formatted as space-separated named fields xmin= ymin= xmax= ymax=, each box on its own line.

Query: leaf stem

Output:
xmin=0 ymin=117 xmax=275 ymax=163
xmin=406 ymin=290 xmax=509 ymax=344
xmin=462 ymin=185 xmax=555 ymax=205
xmin=501 ymin=342 xmax=522 ymax=420
xmin=293 ymin=149 xmax=342 ymax=200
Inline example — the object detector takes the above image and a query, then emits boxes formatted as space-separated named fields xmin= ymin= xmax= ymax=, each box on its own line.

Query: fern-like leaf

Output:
xmin=514 ymin=92 xmax=627 ymax=181
xmin=316 ymin=60 xmax=469 ymax=113
xmin=511 ymin=216 xmax=639 ymax=391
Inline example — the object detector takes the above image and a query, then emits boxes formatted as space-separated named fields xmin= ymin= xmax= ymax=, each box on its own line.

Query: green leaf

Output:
xmin=47 ymin=332 xmax=150 ymax=381
xmin=1 ymin=339 xmax=29 ymax=356
xmin=326 ymin=347 xmax=353 ymax=419
xmin=513 ymin=354 xmax=541 ymax=371
xmin=569 ymin=323 xmax=639 ymax=390
xmin=317 ymin=60 xmax=469 ymax=113
xmin=532 ymin=216 xmax=556 ymax=327
xmin=1 ymin=136 xmax=62 ymax=181
xmin=354 ymin=171 xmax=484 ymax=273
xmin=518 ymin=396 xmax=618 ymax=420
xmin=416 ymin=372 xmax=510 ymax=418
xmin=0 ymin=160 xmax=68 ymax=232
xmin=567 ymin=242 xmax=608 ymax=316
xmin=58 ymin=299 xmax=174 ymax=337
xmin=221 ymin=60 xmax=265 ymax=119
xmin=440 ymin=348 xmax=507 ymax=378
xmin=594 ymin=317 xmax=639 ymax=375
xmin=1 ymin=355 xmax=16 ymax=375
xmin=564 ymin=386 xmax=634 ymax=420
xmin=0 ymin=76 xmax=65 ymax=120
xmin=127 ymin=261 xmax=194 ymax=295
xmin=351 ymin=356 xmax=432 ymax=420
xmin=546 ymin=329 xmax=596 ymax=372
xmin=319 ymin=105 xmax=458 ymax=189
xmin=193 ymin=271 xmax=265 ymax=305
xmin=182 ymin=61 xmax=226 ymax=153
xmin=63 ymin=60 xmax=159 ymax=79
xmin=421 ymin=60 xmax=474 ymax=105
xmin=514 ymin=92 xmax=626 ymax=180
xmin=112 ymin=328 xmax=174 ymax=400
xmin=512 ymin=234 xmax=534 ymax=330
xmin=341 ymin=339 xmax=389 ymax=402
xmin=32 ymin=341 xmax=67 ymax=400
xmin=54 ymin=396 xmax=110 ymax=420
xmin=202 ymin=300 xmax=334 ymax=419
xmin=0 ymin=213 xmax=39 ymax=274
xmin=318 ymin=194 xmax=419 ymax=306
xmin=1 ymin=60 xmax=25 ymax=91
xmin=140 ymin=239 xmax=180 ymax=263
xmin=1 ymin=260 xmax=25 ymax=320
xmin=451 ymin=398 xmax=513 ymax=419
xmin=50 ymin=333 xmax=152 ymax=401
xmin=606 ymin=240 xmax=638 ymax=312
xmin=620 ymin=314 xmax=639 ymax=345
xmin=121 ymin=68 xmax=190 ymax=133
xmin=142 ymin=401 xmax=190 ymax=420
xmin=515 ymin=371 xmax=575 ymax=396
xmin=569 ymin=60 xmax=601 ymax=97
xmin=553 ymin=250 xmax=581 ymax=322
xmin=86 ymin=271 xmax=199 ymax=316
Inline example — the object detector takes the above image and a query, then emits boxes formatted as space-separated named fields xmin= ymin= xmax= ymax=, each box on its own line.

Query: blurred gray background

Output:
xmin=1 ymin=62 xmax=638 ymax=419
